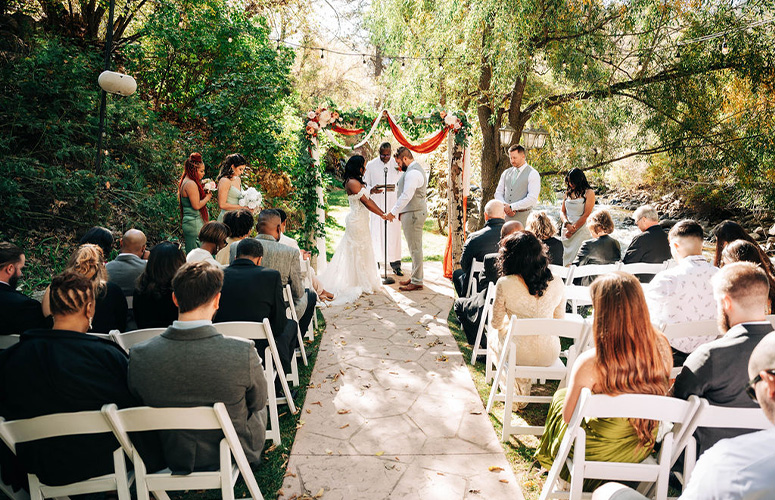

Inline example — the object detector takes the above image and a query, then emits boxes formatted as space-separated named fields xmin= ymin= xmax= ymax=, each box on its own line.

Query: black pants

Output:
xmin=298 ymin=289 xmax=316 ymax=336
xmin=452 ymin=268 xmax=467 ymax=297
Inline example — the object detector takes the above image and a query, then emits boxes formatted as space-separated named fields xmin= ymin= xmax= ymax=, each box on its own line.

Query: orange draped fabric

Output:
xmin=330 ymin=124 xmax=365 ymax=135
xmin=384 ymin=113 xmax=450 ymax=154
xmin=443 ymin=196 xmax=467 ymax=279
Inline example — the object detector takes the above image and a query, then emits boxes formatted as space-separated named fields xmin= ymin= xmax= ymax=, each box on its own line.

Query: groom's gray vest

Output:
xmin=503 ymin=164 xmax=535 ymax=207
xmin=396 ymin=162 xmax=427 ymax=214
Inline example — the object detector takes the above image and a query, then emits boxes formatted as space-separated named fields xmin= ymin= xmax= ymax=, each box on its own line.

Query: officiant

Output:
xmin=364 ymin=142 xmax=403 ymax=276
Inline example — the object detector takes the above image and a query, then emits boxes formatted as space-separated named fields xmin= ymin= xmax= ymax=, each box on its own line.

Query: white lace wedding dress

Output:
xmin=319 ymin=186 xmax=382 ymax=305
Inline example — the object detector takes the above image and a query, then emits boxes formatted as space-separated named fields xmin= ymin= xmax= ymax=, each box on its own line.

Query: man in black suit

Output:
xmin=673 ymin=262 xmax=774 ymax=457
xmin=622 ymin=205 xmax=671 ymax=282
xmin=453 ymin=220 xmax=523 ymax=347
xmin=452 ymin=200 xmax=506 ymax=297
xmin=0 ymin=242 xmax=51 ymax=335
xmin=215 ymin=238 xmax=299 ymax=375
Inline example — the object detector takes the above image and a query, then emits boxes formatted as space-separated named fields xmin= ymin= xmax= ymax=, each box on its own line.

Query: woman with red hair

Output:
xmin=535 ymin=272 xmax=672 ymax=491
xmin=177 ymin=153 xmax=212 ymax=253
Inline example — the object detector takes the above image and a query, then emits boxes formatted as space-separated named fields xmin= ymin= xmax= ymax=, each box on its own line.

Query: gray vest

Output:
xmin=503 ymin=164 xmax=535 ymax=206
xmin=396 ymin=161 xmax=427 ymax=214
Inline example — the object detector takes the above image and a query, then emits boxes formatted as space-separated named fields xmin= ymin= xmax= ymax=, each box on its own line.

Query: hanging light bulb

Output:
xmin=362 ymin=55 xmax=367 ymax=64
xmin=562 ymin=62 xmax=567 ymax=69
xmin=227 ymin=37 xmax=233 ymax=43
xmin=438 ymin=58 xmax=443 ymax=69
xmin=721 ymin=39 xmax=730 ymax=55
xmin=401 ymin=58 xmax=406 ymax=68
xmin=320 ymin=49 xmax=324 ymax=59
xmin=583 ymin=60 xmax=588 ymax=70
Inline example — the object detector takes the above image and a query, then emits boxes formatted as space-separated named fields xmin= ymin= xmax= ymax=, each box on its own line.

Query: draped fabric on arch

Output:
xmin=317 ymin=109 xmax=468 ymax=279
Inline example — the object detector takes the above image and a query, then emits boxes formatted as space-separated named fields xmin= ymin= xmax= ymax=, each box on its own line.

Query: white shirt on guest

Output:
xmin=645 ymin=254 xmax=719 ymax=353
xmin=494 ymin=162 xmax=541 ymax=211
xmin=186 ymin=248 xmax=224 ymax=268
xmin=390 ymin=162 xmax=425 ymax=216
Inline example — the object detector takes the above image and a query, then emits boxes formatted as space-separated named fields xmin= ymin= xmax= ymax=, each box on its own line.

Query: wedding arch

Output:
xmin=300 ymin=105 xmax=471 ymax=278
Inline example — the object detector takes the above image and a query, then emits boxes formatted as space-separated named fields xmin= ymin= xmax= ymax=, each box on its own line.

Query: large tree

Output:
xmin=367 ymin=0 xmax=775 ymax=209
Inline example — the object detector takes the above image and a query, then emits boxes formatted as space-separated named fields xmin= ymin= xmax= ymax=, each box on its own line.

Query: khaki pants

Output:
xmin=401 ymin=209 xmax=427 ymax=285
xmin=506 ymin=209 xmax=531 ymax=227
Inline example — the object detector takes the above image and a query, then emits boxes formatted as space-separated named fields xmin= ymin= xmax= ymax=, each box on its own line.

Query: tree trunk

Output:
xmin=446 ymin=136 xmax=465 ymax=274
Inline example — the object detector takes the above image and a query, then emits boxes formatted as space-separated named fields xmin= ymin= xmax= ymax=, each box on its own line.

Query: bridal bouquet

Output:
xmin=239 ymin=187 xmax=263 ymax=210
xmin=202 ymin=178 xmax=217 ymax=192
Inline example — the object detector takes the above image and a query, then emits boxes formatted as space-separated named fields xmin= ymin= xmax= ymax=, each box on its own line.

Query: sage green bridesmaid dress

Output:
xmin=181 ymin=196 xmax=204 ymax=254
xmin=217 ymin=185 xmax=243 ymax=222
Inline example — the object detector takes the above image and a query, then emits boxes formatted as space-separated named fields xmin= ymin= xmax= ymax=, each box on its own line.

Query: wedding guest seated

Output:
xmin=452 ymin=199 xmax=506 ymax=297
xmin=187 ymin=221 xmax=230 ymax=268
xmin=0 ymin=242 xmax=50 ymax=335
xmin=673 ymin=262 xmax=773 ymax=457
xmin=106 ymin=229 xmax=148 ymax=296
xmin=622 ymin=205 xmax=671 ymax=282
xmin=526 ymin=211 xmax=563 ymax=265
xmin=256 ymin=209 xmax=316 ymax=336
xmin=712 ymin=220 xmax=775 ymax=274
xmin=572 ymin=209 xmax=621 ymax=285
xmin=490 ymin=232 xmax=565 ymax=407
xmin=722 ymin=239 xmax=775 ymax=312
xmin=277 ymin=208 xmax=333 ymax=301
xmin=214 ymin=238 xmax=299 ymax=375
xmin=133 ymin=242 xmax=186 ymax=329
xmin=128 ymin=262 xmax=268 ymax=473
xmin=453 ymin=220 xmax=523 ymax=348
xmin=536 ymin=272 xmax=672 ymax=492
xmin=43 ymin=244 xmax=127 ymax=333
xmin=645 ymin=220 xmax=718 ymax=364
xmin=216 ymin=208 xmax=254 ymax=266
xmin=79 ymin=226 xmax=114 ymax=260
xmin=0 ymin=272 xmax=140 ymax=488
xmin=594 ymin=331 xmax=775 ymax=500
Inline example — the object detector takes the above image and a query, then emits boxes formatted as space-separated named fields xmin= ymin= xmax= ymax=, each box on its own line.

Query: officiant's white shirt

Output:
xmin=364 ymin=156 xmax=402 ymax=263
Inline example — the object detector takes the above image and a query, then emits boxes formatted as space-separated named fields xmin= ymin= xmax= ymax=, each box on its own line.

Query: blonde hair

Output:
xmin=66 ymin=244 xmax=108 ymax=294
xmin=587 ymin=209 xmax=615 ymax=235
xmin=590 ymin=272 xmax=672 ymax=447
xmin=526 ymin=211 xmax=557 ymax=240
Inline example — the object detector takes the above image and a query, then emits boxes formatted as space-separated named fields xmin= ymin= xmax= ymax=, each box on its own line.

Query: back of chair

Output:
xmin=618 ymin=261 xmax=668 ymax=277
xmin=282 ymin=285 xmax=297 ymax=320
xmin=570 ymin=263 xmax=621 ymax=279
xmin=580 ymin=390 xmax=698 ymax=424
xmin=466 ymin=259 xmax=486 ymax=297
xmin=660 ymin=319 xmax=719 ymax=341
xmin=111 ymin=328 xmax=167 ymax=351
xmin=549 ymin=264 xmax=572 ymax=284
xmin=126 ymin=296 xmax=134 ymax=310
xmin=507 ymin=317 xmax=586 ymax=341
xmin=0 ymin=410 xmax=114 ymax=453
xmin=0 ymin=335 xmax=20 ymax=350
xmin=213 ymin=321 xmax=269 ymax=341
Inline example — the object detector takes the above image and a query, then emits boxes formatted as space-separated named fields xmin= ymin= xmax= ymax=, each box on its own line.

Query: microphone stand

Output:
xmin=382 ymin=164 xmax=395 ymax=285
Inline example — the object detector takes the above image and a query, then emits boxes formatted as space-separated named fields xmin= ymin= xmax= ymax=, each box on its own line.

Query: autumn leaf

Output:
xmin=375 ymin=451 xmax=385 ymax=456
xmin=488 ymin=466 xmax=504 ymax=472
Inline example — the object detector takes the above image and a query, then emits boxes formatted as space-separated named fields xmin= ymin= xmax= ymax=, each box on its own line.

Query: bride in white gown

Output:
xmin=320 ymin=155 xmax=389 ymax=305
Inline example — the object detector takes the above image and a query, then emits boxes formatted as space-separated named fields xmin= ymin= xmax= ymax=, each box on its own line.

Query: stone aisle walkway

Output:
xmin=280 ymin=262 xmax=524 ymax=500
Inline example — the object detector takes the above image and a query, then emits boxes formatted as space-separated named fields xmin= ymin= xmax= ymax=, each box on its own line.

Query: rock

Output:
xmin=755 ymin=227 xmax=766 ymax=237
xmin=768 ymin=224 xmax=775 ymax=236
xmin=660 ymin=219 xmax=679 ymax=230
xmin=750 ymin=233 xmax=764 ymax=242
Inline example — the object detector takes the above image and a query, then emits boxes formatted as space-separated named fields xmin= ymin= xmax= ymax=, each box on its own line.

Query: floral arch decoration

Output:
xmin=302 ymin=104 xmax=471 ymax=278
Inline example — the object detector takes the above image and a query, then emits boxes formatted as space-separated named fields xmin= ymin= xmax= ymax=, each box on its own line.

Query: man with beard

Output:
xmin=673 ymin=261 xmax=774 ymax=458
xmin=0 ymin=242 xmax=50 ymax=335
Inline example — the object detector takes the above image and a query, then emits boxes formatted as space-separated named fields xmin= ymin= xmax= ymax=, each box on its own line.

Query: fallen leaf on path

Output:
xmin=337 ymin=409 xmax=351 ymax=414
xmin=306 ymin=409 xmax=311 ymax=414
xmin=314 ymin=487 xmax=325 ymax=498
xmin=470 ymin=411 xmax=482 ymax=415
xmin=389 ymin=371 xmax=398 ymax=375
xmin=375 ymin=451 xmax=385 ymax=456
xmin=437 ymin=472 xmax=445 ymax=476
xmin=295 ymin=421 xmax=305 ymax=430
xmin=325 ymin=449 xmax=333 ymax=455
xmin=488 ymin=466 xmax=504 ymax=472
xmin=312 ymin=401 xmax=322 ymax=406
xmin=436 ymin=355 xmax=448 ymax=362
xmin=499 ymin=479 xmax=509 ymax=484
xmin=339 ymin=423 xmax=349 ymax=429
xmin=468 ymin=489 xmax=481 ymax=494
xmin=339 ymin=369 xmax=345 ymax=376
xmin=283 ymin=470 xmax=296 ymax=478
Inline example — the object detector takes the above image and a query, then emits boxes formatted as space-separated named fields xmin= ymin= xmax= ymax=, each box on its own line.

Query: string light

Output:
xmin=721 ymin=39 xmax=730 ymax=55
xmin=401 ymin=58 xmax=406 ymax=68
xmin=320 ymin=49 xmax=324 ymax=59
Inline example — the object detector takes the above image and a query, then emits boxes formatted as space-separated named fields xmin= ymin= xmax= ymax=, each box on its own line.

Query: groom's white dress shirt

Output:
xmin=494 ymin=162 xmax=540 ymax=211
xmin=390 ymin=163 xmax=424 ymax=216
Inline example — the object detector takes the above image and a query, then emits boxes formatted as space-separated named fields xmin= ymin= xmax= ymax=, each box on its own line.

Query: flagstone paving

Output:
xmin=280 ymin=262 xmax=524 ymax=500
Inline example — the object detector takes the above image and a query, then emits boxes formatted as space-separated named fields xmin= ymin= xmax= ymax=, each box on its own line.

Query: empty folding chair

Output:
xmin=110 ymin=328 xmax=167 ymax=352
xmin=471 ymin=282 xmax=496 ymax=366
xmin=540 ymin=388 xmax=701 ymax=500
xmin=282 ymin=284 xmax=308 ymax=368
xmin=214 ymin=319 xmax=295 ymax=425
xmin=465 ymin=258 xmax=486 ymax=298
xmin=104 ymin=403 xmax=265 ymax=500
xmin=486 ymin=316 xmax=587 ymax=437
xmin=0 ymin=410 xmax=132 ymax=500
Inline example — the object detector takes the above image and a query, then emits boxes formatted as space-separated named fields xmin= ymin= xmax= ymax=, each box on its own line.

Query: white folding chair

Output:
xmin=471 ymin=282 xmax=496 ymax=366
xmin=658 ymin=320 xmax=720 ymax=378
xmin=486 ymin=316 xmax=588 ymax=437
xmin=549 ymin=264 xmax=574 ymax=284
xmin=618 ymin=261 xmax=669 ymax=278
xmin=0 ymin=473 xmax=29 ymax=500
xmin=0 ymin=410 xmax=132 ymax=500
xmin=540 ymin=388 xmax=701 ymax=500
xmin=0 ymin=335 xmax=20 ymax=350
xmin=465 ymin=259 xmax=486 ymax=298
xmin=565 ymin=284 xmax=592 ymax=315
xmin=104 ymin=403 xmax=265 ymax=500
xmin=766 ymin=314 xmax=775 ymax=329
xmin=283 ymin=284 xmax=308 ymax=368
xmin=214 ymin=319 xmax=295 ymax=424
xmin=126 ymin=296 xmax=134 ymax=310
xmin=110 ymin=328 xmax=167 ymax=352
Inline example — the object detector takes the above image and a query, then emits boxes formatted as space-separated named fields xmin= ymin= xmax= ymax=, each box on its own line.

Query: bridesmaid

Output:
xmin=178 ymin=152 xmax=212 ymax=254
xmin=560 ymin=168 xmax=595 ymax=265
xmin=216 ymin=153 xmax=248 ymax=222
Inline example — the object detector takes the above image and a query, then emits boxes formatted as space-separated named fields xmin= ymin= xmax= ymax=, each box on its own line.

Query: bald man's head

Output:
xmin=120 ymin=229 xmax=146 ymax=256
xmin=484 ymin=200 xmax=506 ymax=221
xmin=501 ymin=221 xmax=523 ymax=240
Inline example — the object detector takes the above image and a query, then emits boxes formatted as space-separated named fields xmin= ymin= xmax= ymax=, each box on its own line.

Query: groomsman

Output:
xmin=364 ymin=142 xmax=403 ymax=276
xmin=494 ymin=144 xmax=541 ymax=226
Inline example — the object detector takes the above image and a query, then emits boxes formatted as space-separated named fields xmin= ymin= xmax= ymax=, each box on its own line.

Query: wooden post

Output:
xmin=447 ymin=134 xmax=465 ymax=272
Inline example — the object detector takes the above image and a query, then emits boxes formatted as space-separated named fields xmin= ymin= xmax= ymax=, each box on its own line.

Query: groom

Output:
xmin=386 ymin=147 xmax=427 ymax=292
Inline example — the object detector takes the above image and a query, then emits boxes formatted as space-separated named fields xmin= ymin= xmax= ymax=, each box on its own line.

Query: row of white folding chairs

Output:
xmin=0 ymin=402 xmax=265 ymax=500
xmin=464 ymin=258 xmax=487 ymax=298
xmin=540 ymin=389 xmax=773 ymax=500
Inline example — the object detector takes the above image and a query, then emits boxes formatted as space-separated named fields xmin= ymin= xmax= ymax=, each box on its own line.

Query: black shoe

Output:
xmin=392 ymin=267 xmax=404 ymax=276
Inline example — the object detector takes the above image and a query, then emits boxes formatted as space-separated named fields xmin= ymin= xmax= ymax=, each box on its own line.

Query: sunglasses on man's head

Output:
xmin=746 ymin=369 xmax=775 ymax=402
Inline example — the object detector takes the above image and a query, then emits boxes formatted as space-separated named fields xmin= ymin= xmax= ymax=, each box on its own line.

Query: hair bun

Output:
xmin=189 ymin=152 xmax=203 ymax=163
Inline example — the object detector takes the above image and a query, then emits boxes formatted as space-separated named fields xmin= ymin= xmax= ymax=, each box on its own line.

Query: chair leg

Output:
xmin=27 ymin=476 xmax=43 ymax=500
xmin=569 ymin=431 xmax=585 ymax=500
xmin=286 ymin=354 xmax=300 ymax=387
xmin=219 ymin=439 xmax=235 ymax=500
xmin=134 ymin=449 xmax=151 ymax=500
xmin=113 ymin=449 xmax=132 ymax=500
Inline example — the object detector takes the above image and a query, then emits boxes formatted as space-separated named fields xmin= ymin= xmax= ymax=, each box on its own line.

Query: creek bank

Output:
xmin=598 ymin=188 xmax=775 ymax=255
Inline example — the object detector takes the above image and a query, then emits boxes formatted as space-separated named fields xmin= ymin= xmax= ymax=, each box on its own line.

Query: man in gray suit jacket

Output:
xmin=255 ymin=209 xmax=316 ymax=335
xmin=128 ymin=262 xmax=268 ymax=473
xmin=673 ymin=262 xmax=774 ymax=457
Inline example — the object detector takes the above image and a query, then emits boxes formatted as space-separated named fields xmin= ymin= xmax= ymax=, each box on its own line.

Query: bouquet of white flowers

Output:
xmin=202 ymin=178 xmax=217 ymax=192
xmin=239 ymin=187 xmax=263 ymax=210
